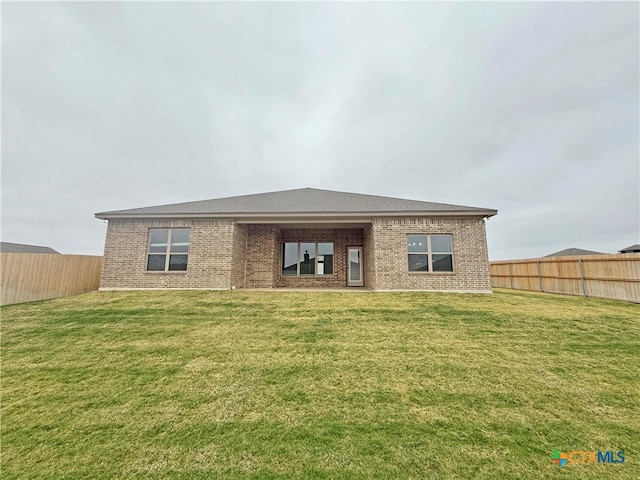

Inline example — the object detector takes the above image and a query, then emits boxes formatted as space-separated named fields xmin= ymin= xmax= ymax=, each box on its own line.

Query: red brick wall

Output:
xmin=277 ymin=228 xmax=364 ymax=288
xmin=244 ymin=225 xmax=280 ymax=288
xmin=100 ymin=219 xmax=237 ymax=289
xmin=370 ymin=217 xmax=492 ymax=292
xmin=100 ymin=217 xmax=491 ymax=292
xmin=230 ymin=223 xmax=247 ymax=289
xmin=363 ymin=223 xmax=376 ymax=290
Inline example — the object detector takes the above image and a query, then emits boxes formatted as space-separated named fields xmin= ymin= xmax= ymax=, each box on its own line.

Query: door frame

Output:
xmin=346 ymin=246 xmax=364 ymax=287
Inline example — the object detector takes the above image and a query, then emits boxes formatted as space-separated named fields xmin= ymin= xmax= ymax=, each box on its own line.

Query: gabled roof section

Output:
xmin=0 ymin=242 xmax=60 ymax=254
xmin=95 ymin=188 xmax=497 ymax=220
xmin=619 ymin=244 xmax=640 ymax=253
xmin=544 ymin=247 xmax=606 ymax=257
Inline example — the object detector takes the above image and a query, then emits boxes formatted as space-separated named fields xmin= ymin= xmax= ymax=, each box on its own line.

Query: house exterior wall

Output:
xmin=230 ymin=223 xmax=247 ymax=289
xmin=370 ymin=217 xmax=491 ymax=292
xmin=100 ymin=219 xmax=239 ymax=289
xmin=277 ymin=228 xmax=364 ymax=288
xmin=243 ymin=225 xmax=281 ymax=288
xmin=363 ymin=223 xmax=376 ymax=290
xmin=100 ymin=217 xmax=491 ymax=292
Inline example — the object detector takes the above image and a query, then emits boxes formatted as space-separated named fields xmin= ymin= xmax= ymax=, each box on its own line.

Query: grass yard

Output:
xmin=1 ymin=289 xmax=638 ymax=479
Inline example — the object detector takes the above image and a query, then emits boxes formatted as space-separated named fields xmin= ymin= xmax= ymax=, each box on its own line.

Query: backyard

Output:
xmin=1 ymin=289 xmax=638 ymax=479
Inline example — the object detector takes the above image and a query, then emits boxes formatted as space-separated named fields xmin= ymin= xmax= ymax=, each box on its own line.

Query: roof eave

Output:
xmin=95 ymin=209 xmax=498 ymax=221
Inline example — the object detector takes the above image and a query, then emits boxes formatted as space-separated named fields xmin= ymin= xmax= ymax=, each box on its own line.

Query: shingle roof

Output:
xmin=545 ymin=248 xmax=605 ymax=257
xmin=619 ymin=244 xmax=640 ymax=253
xmin=95 ymin=188 xmax=497 ymax=219
xmin=0 ymin=242 xmax=59 ymax=254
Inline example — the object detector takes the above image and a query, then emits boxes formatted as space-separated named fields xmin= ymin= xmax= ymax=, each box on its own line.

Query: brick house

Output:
xmin=95 ymin=188 xmax=497 ymax=292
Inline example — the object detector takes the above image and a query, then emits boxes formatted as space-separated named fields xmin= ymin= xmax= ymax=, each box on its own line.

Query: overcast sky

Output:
xmin=2 ymin=1 xmax=638 ymax=259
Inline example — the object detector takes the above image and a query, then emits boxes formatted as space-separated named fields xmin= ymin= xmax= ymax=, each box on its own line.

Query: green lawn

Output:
xmin=1 ymin=289 xmax=638 ymax=479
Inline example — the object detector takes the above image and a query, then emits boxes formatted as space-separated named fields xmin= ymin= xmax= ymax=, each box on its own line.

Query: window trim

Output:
xmin=281 ymin=242 xmax=334 ymax=277
xmin=146 ymin=228 xmax=190 ymax=273
xmin=406 ymin=234 xmax=454 ymax=273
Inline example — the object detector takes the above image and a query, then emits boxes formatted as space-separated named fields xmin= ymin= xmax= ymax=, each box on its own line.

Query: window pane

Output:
xmin=318 ymin=254 xmax=333 ymax=275
xmin=282 ymin=243 xmax=298 ymax=276
xmin=317 ymin=243 xmax=333 ymax=276
xmin=349 ymin=249 xmax=361 ymax=281
xmin=318 ymin=243 xmax=333 ymax=255
xmin=431 ymin=235 xmax=452 ymax=253
xmin=408 ymin=254 xmax=429 ymax=272
xmin=407 ymin=235 xmax=427 ymax=253
xmin=432 ymin=254 xmax=453 ymax=272
xmin=170 ymin=229 xmax=190 ymax=253
xmin=299 ymin=243 xmax=316 ymax=275
xmin=168 ymin=254 xmax=188 ymax=271
xmin=319 ymin=256 xmax=333 ymax=275
xmin=150 ymin=229 xmax=169 ymax=244
xmin=149 ymin=229 xmax=169 ymax=253
xmin=147 ymin=254 xmax=166 ymax=271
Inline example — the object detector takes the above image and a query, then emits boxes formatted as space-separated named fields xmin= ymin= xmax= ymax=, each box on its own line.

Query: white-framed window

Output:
xmin=147 ymin=228 xmax=190 ymax=271
xmin=282 ymin=242 xmax=334 ymax=276
xmin=407 ymin=234 xmax=453 ymax=272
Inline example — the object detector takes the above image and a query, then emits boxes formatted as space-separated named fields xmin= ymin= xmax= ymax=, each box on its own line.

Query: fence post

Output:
xmin=578 ymin=258 xmax=587 ymax=297
xmin=537 ymin=259 xmax=542 ymax=292
xmin=509 ymin=262 xmax=514 ymax=289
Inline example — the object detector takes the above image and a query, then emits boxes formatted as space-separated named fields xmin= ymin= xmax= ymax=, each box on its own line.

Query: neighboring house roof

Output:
xmin=619 ymin=244 xmax=640 ymax=253
xmin=95 ymin=188 xmax=498 ymax=220
xmin=0 ymin=242 xmax=59 ymax=254
xmin=545 ymin=248 xmax=605 ymax=257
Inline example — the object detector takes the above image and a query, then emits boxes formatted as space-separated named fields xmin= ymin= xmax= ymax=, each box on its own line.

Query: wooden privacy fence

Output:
xmin=490 ymin=253 xmax=640 ymax=303
xmin=0 ymin=253 xmax=103 ymax=306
